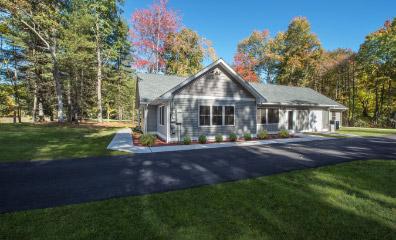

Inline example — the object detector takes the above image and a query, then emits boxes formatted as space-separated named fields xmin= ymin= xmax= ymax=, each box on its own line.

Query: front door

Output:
xmin=288 ymin=111 xmax=293 ymax=130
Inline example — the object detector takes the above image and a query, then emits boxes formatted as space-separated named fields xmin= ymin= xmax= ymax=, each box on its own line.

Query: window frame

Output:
xmin=256 ymin=108 xmax=268 ymax=125
xmin=198 ymin=105 xmax=235 ymax=127
xmin=159 ymin=105 xmax=165 ymax=126
xmin=267 ymin=108 xmax=279 ymax=124
xmin=199 ymin=105 xmax=211 ymax=126
xmin=211 ymin=106 xmax=223 ymax=126
xmin=224 ymin=106 xmax=235 ymax=126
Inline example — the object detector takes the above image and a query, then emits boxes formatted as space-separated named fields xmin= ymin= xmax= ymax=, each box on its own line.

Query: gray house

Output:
xmin=136 ymin=59 xmax=346 ymax=142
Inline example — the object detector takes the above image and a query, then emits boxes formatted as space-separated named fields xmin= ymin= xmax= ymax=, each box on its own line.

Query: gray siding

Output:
xmin=175 ymin=66 xmax=254 ymax=99
xmin=157 ymin=105 xmax=168 ymax=139
xmin=146 ymin=105 xmax=157 ymax=132
xmin=171 ymin=99 xmax=256 ymax=139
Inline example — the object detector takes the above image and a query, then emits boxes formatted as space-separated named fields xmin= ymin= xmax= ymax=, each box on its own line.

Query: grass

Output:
xmin=304 ymin=132 xmax=348 ymax=138
xmin=0 ymin=123 xmax=129 ymax=163
xmin=337 ymin=127 xmax=396 ymax=137
xmin=1 ymin=160 xmax=395 ymax=240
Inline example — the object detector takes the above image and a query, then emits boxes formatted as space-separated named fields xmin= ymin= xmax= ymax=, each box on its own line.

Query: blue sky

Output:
xmin=122 ymin=0 xmax=395 ymax=64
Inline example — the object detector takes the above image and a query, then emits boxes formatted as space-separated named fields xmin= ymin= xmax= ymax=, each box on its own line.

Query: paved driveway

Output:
xmin=1 ymin=136 xmax=395 ymax=213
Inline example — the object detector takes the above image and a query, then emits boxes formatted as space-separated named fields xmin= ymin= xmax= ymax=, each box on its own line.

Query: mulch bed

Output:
xmin=133 ymin=132 xmax=297 ymax=147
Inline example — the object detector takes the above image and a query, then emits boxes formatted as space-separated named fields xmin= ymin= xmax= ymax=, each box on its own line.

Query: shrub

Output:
xmin=215 ymin=134 xmax=223 ymax=143
xmin=257 ymin=130 xmax=268 ymax=139
xmin=243 ymin=133 xmax=252 ymax=141
xmin=132 ymin=126 xmax=143 ymax=134
xmin=228 ymin=133 xmax=237 ymax=142
xmin=279 ymin=129 xmax=289 ymax=138
xmin=183 ymin=136 xmax=191 ymax=145
xmin=140 ymin=134 xmax=156 ymax=146
xmin=198 ymin=135 xmax=207 ymax=144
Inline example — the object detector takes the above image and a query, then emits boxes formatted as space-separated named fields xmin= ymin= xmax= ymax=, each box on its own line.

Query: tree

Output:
xmin=276 ymin=17 xmax=322 ymax=86
xmin=1 ymin=0 xmax=67 ymax=122
xmin=357 ymin=18 xmax=396 ymax=125
xmin=129 ymin=0 xmax=180 ymax=73
xmin=233 ymin=51 xmax=259 ymax=82
xmin=163 ymin=28 xmax=204 ymax=76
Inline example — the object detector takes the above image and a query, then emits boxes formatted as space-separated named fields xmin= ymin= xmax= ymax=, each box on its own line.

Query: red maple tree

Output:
xmin=233 ymin=52 xmax=259 ymax=82
xmin=129 ymin=0 xmax=180 ymax=73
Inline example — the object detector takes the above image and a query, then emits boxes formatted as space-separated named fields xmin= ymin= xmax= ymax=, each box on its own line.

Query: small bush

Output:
xmin=198 ymin=135 xmax=207 ymax=144
xmin=132 ymin=126 xmax=143 ymax=134
xmin=228 ymin=133 xmax=237 ymax=142
xmin=183 ymin=136 xmax=191 ymax=145
xmin=257 ymin=130 xmax=268 ymax=139
xmin=279 ymin=129 xmax=289 ymax=138
xmin=215 ymin=134 xmax=223 ymax=143
xmin=243 ymin=133 xmax=252 ymax=141
xmin=140 ymin=134 xmax=156 ymax=146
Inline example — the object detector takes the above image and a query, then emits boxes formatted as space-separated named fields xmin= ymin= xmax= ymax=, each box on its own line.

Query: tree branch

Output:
xmin=19 ymin=19 xmax=50 ymax=50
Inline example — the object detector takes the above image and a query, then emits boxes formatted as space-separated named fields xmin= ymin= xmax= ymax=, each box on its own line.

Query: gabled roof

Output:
xmin=136 ymin=59 xmax=347 ymax=110
xmin=249 ymin=83 xmax=347 ymax=109
xmin=157 ymin=59 xmax=264 ymax=101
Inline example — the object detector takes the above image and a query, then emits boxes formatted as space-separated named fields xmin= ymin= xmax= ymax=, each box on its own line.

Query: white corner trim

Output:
xmin=166 ymin=104 xmax=170 ymax=143
xmin=174 ymin=95 xmax=256 ymax=101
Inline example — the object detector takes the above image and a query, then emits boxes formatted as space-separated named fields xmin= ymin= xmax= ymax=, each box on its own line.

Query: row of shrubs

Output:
xmin=139 ymin=129 xmax=290 ymax=146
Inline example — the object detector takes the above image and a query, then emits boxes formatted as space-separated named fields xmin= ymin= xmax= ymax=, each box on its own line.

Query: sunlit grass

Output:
xmin=0 ymin=123 xmax=128 ymax=162
xmin=338 ymin=127 xmax=396 ymax=136
xmin=0 ymin=160 xmax=394 ymax=240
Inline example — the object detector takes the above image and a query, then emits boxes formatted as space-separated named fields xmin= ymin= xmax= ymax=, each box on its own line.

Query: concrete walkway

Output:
xmin=107 ymin=128 xmax=334 ymax=154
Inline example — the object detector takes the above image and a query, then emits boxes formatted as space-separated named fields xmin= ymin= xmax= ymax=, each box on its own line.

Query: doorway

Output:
xmin=288 ymin=111 xmax=294 ymax=130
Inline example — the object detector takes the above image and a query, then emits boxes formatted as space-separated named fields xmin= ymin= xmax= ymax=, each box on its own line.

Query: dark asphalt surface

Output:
xmin=1 ymin=136 xmax=395 ymax=213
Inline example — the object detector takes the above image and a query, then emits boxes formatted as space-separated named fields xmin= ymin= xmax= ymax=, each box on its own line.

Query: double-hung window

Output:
xmin=224 ymin=106 xmax=235 ymax=125
xmin=199 ymin=105 xmax=235 ymax=126
xmin=199 ymin=106 xmax=210 ymax=126
xmin=159 ymin=106 xmax=165 ymax=125
xmin=212 ymin=106 xmax=223 ymax=125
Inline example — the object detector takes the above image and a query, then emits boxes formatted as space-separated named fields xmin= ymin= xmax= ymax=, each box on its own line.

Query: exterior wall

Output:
xmin=257 ymin=106 xmax=333 ymax=133
xmin=175 ymin=66 xmax=254 ymax=99
xmin=170 ymin=98 xmax=256 ymax=140
xmin=156 ymin=104 xmax=168 ymax=140
xmin=146 ymin=105 xmax=157 ymax=132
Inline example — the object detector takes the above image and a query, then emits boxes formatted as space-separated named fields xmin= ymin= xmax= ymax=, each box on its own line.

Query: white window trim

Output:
xmin=198 ymin=105 xmax=235 ymax=127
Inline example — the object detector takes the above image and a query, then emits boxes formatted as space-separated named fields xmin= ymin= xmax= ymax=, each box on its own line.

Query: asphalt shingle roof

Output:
xmin=137 ymin=73 xmax=186 ymax=103
xmin=137 ymin=73 xmax=346 ymax=109
xmin=249 ymin=83 xmax=346 ymax=108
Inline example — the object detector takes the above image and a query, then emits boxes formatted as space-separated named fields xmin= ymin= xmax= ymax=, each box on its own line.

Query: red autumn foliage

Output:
xmin=233 ymin=52 xmax=259 ymax=82
xmin=129 ymin=0 xmax=180 ymax=72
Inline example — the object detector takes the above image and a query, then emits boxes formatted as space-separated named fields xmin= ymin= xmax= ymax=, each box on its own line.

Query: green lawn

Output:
xmin=338 ymin=127 xmax=396 ymax=137
xmin=1 ymin=160 xmax=395 ymax=240
xmin=0 ymin=123 xmax=128 ymax=163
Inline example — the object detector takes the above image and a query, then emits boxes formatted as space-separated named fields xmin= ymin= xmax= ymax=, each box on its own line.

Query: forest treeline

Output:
xmin=0 ymin=0 xmax=395 ymax=127
xmin=234 ymin=17 xmax=396 ymax=128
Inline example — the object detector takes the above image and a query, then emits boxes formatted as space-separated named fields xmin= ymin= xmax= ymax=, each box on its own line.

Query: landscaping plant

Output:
xmin=183 ymin=136 xmax=191 ymax=145
xmin=279 ymin=129 xmax=290 ymax=138
xmin=228 ymin=133 xmax=237 ymax=142
xmin=244 ymin=133 xmax=252 ymax=140
xmin=140 ymin=134 xmax=156 ymax=146
xmin=257 ymin=130 xmax=268 ymax=139
xmin=215 ymin=134 xmax=223 ymax=143
xmin=198 ymin=135 xmax=207 ymax=144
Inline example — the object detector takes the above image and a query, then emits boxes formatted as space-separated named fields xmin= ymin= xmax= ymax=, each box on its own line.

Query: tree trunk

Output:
xmin=96 ymin=18 xmax=103 ymax=122
xmin=67 ymin=78 xmax=73 ymax=122
xmin=32 ymin=80 xmax=37 ymax=123
xmin=50 ymin=45 xmax=64 ymax=122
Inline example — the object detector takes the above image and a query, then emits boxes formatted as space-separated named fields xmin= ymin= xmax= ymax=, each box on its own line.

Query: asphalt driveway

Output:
xmin=1 ymin=135 xmax=395 ymax=213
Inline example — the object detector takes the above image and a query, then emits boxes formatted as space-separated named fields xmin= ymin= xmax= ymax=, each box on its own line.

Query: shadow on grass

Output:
xmin=0 ymin=160 xmax=395 ymax=240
